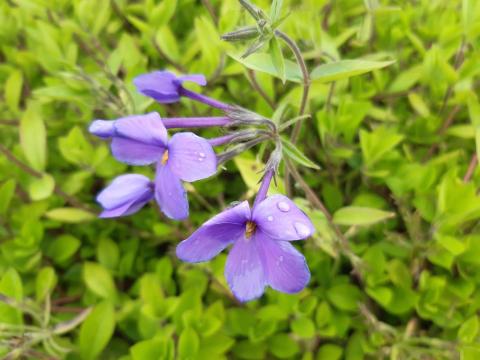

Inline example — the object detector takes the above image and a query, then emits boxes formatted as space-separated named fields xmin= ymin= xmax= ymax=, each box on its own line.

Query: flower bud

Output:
xmin=221 ymin=26 xmax=259 ymax=42
xmin=226 ymin=106 xmax=276 ymax=132
xmin=239 ymin=0 xmax=267 ymax=21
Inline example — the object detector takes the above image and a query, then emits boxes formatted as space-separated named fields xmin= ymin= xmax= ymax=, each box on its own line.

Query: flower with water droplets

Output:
xmin=89 ymin=112 xmax=217 ymax=220
xmin=176 ymin=194 xmax=314 ymax=302
xmin=133 ymin=70 xmax=230 ymax=110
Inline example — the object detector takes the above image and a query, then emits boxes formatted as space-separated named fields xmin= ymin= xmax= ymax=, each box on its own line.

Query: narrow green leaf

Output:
xmin=317 ymin=344 xmax=343 ymax=360
xmin=475 ymin=126 xmax=480 ymax=162
xmin=291 ymin=317 xmax=316 ymax=339
xmin=458 ymin=316 xmax=479 ymax=343
xmin=281 ymin=137 xmax=320 ymax=170
xmin=35 ymin=267 xmax=57 ymax=301
xmin=131 ymin=338 xmax=171 ymax=360
xmin=0 ymin=179 xmax=16 ymax=215
xmin=28 ymin=173 xmax=55 ymax=201
xmin=45 ymin=207 xmax=95 ymax=223
xmin=178 ymin=327 xmax=199 ymax=359
xmin=408 ymin=93 xmax=431 ymax=117
xmin=333 ymin=206 xmax=395 ymax=226
xmin=5 ymin=70 xmax=23 ymax=113
xmin=268 ymin=334 xmax=299 ymax=359
xmin=0 ymin=268 xmax=23 ymax=326
xmin=310 ymin=59 xmax=395 ymax=83
xmin=79 ymin=301 xmax=115 ymax=360
xmin=327 ymin=284 xmax=362 ymax=311
xmin=151 ymin=0 xmax=177 ymax=27
xmin=45 ymin=234 xmax=81 ymax=264
xmin=20 ymin=102 xmax=46 ymax=172
xmin=228 ymin=52 xmax=303 ymax=83
xmin=270 ymin=0 xmax=284 ymax=23
xmin=83 ymin=262 xmax=117 ymax=301
xmin=269 ymin=37 xmax=286 ymax=83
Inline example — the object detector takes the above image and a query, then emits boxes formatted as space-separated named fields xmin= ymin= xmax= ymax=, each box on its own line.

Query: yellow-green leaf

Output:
xmin=45 ymin=207 xmax=95 ymax=223
xmin=20 ymin=102 xmax=47 ymax=172
xmin=333 ymin=206 xmax=395 ymax=226
xmin=310 ymin=59 xmax=395 ymax=83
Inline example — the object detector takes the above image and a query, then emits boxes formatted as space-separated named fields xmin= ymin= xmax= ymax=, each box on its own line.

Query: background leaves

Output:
xmin=0 ymin=0 xmax=480 ymax=359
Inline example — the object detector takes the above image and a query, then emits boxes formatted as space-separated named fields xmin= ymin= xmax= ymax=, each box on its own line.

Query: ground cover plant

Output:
xmin=1 ymin=0 xmax=480 ymax=359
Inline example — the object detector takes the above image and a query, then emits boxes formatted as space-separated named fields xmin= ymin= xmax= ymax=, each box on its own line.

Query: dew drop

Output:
xmin=198 ymin=152 xmax=206 ymax=158
xmin=294 ymin=222 xmax=311 ymax=237
xmin=277 ymin=201 xmax=290 ymax=212
xmin=197 ymin=157 xmax=204 ymax=162
xmin=267 ymin=215 xmax=274 ymax=222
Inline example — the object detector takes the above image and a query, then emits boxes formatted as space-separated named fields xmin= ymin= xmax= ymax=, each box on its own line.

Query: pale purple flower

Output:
xmin=96 ymin=174 xmax=154 ymax=218
xmin=133 ymin=70 xmax=230 ymax=110
xmin=89 ymin=112 xmax=217 ymax=220
xmin=176 ymin=195 xmax=314 ymax=302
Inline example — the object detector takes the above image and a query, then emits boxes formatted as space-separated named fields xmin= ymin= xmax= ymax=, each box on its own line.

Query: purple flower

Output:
xmin=134 ymin=71 xmax=206 ymax=104
xmin=96 ymin=174 xmax=154 ymax=218
xmin=89 ymin=112 xmax=217 ymax=220
xmin=133 ymin=70 xmax=230 ymax=110
xmin=176 ymin=195 xmax=314 ymax=302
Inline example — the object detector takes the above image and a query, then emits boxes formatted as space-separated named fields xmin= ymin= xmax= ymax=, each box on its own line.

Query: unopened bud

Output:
xmin=226 ymin=106 xmax=277 ymax=132
xmin=239 ymin=0 xmax=267 ymax=21
xmin=221 ymin=26 xmax=259 ymax=42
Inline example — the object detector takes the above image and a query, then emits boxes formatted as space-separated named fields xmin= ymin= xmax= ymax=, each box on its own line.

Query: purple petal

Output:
xmin=178 ymin=74 xmax=207 ymax=86
xmin=225 ymin=235 xmax=266 ymax=302
xmin=96 ymin=174 xmax=154 ymax=218
xmin=176 ymin=201 xmax=250 ymax=262
xmin=167 ymin=132 xmax=217 ymax=182
xmin=89 ymin=120 xmax=115 ymax=138
xmin=252 ymin=195 xmax=315 ymax=241
xmin=114 ymin=113 xmax=168 ymax=146
xmin=257 ymin=232 xmax=310 ymax=294
xmin=133 ymin=71 xmax=181 ymax=103
xmin=154 ymin=164 xmax=188 ymax=220
xmin=111 ymin=137 xmax=165 ymax=165
xmin=99 ymin=200 xmax=148 ymax=218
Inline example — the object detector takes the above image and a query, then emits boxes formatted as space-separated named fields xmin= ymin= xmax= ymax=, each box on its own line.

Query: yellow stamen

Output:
xmin=161 ymin=150 xmax=169 ymax=165
xmin=245 ymin=221 xmax=256 ymax=239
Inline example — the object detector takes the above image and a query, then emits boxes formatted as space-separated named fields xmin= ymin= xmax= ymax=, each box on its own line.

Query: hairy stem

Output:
xmin=253 ymin=169 xmax=274 ymax=208
xmin=180 ymin=88 xmax=231 ymax=110
xmin=285 ymin=159 xmax=363 ymax=278
xmin=274 ymin=30 xmax=311 ymax=197
xmin=216 ymin=135 xmax=270 ymax=165
xmin=274 ymin=30 xmax=310 ymax=142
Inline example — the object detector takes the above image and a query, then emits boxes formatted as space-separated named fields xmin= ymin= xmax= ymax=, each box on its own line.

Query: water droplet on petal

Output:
xmin=267 ymin=215 xmax=274 ymax=222
xmin=198 ymin=152 xmax=206 ymax=158
xmin=197 ymin=157 xmax=204 ymax=162
xmin=276 ymin=256 xmax=284 ymax=266
xmin=294 ymin=222 xmax=311 ymax=237
xmin=277 ymin=201 xmax=290 ymax=212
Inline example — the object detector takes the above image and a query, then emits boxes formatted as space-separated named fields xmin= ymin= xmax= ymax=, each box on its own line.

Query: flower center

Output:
xmin=245 ymin=221 xmax=256 ymax=239
xmin=161 ymin=150 xmax=169 ymax=165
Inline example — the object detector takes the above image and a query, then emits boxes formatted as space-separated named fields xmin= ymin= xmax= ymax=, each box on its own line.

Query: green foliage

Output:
xmin=0 ymin=0 xmax=480 ymax=359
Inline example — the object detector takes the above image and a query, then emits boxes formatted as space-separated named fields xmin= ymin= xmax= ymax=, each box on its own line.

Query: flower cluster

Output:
xmin=90 ymin=70 xmax=314 ymax=302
